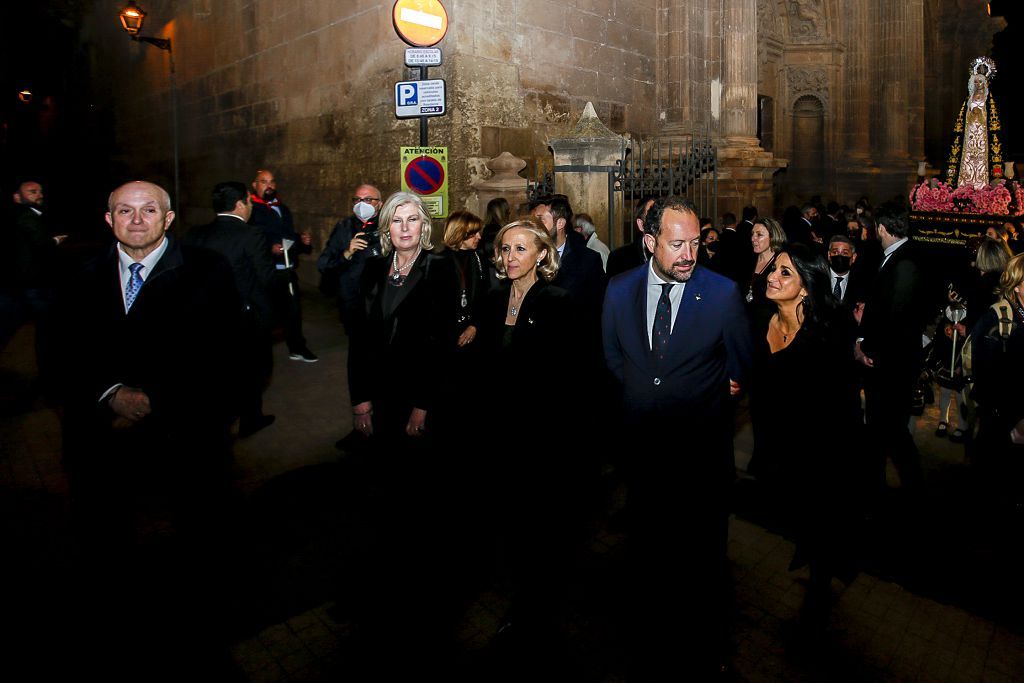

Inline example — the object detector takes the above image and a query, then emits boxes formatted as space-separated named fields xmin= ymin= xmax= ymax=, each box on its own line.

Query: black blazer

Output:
xmin=606 ymin=238 xmax=648 ymax=280
xmin=554 ymin=230 xmax=605 ymax=308
xmin=859 ymin=241 xmax=931 ymax=370
xmin=477 ymin=279 xmax=582 ymax=405
xmin=248 ymin=199 xmax=310 ymax=267
xmin=186 ymin=215 xmax=275 ymax=326
xmin=58 ymin=235 xmax=242 ymax=452
xmin=347 ymin=251 xmax=459 ymax=413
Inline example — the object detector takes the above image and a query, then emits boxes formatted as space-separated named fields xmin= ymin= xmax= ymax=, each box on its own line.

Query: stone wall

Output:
xmin=85 ymin=0 xmax=660 ymax=245
xmin=82 ymin=0 xmax=1004 ymax=241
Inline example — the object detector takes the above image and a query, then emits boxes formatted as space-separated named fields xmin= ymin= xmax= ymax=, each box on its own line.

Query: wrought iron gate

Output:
xmin=527 ymin=133 xmax=717 ymax=249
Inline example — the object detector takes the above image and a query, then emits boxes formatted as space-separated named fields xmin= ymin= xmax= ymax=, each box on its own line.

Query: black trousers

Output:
xmin=273 ymin=269 xmax=308 ymax=353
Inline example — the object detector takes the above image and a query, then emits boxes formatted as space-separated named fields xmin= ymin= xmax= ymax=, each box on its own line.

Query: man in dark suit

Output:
xmin=736 ymin=205 xmax=757 ymax=243
xmin=529 ymin=195 xmax=604 ymax=306
xmin=58 ymin=180 xmax=242 ymax=675
xmin=317 ymin=183 xmax=383 ymax=333
xmin=602 ymin=195 xmax=752 ymax=679
xmin=187 ymin=181 xmax=276 ymax=437
xmin=248 ymin=168 xmax=317 ymax=362
xmin=606 ymin=195 xmax=656 ymax=279
xmin=856 ymin=209 xmax=931 ymax=495
xmin=827 ymin=233 xmax=868 ymax=311
xmin=716 ymin=207 xmax=755 ymax=285
xmin=2 ymin=180 xmax=67 ymax=386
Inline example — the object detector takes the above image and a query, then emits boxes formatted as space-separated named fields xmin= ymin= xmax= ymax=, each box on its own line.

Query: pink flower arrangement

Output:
xmin=1012 ymin=183 xmax=1024 ymax=216
xmin=910 ymin=181 xmax=953 ymax=212
xmin=911 ymin=180 xmax=1016 ymax=215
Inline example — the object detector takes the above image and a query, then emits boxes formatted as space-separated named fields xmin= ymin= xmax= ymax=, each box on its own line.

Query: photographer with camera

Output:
xmin=318 ymin=183 xmax=383 ymax=334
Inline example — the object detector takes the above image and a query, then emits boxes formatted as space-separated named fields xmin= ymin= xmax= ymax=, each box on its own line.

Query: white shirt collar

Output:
xmin=216 ymin=212 xmax=247 ymax=222
xmin=883 ymin=237 xmax=909 ymax=258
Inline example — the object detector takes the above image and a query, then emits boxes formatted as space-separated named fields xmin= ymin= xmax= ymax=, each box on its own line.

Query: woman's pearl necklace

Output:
xmin=391 ymin=247 xmax=421 ymax=282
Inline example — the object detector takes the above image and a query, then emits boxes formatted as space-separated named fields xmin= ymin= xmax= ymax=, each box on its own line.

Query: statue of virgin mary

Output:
xmin=946 ymin=57 xmax=1004 ymax=189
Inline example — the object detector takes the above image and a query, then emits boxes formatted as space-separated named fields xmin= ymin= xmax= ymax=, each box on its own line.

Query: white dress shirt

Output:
xmin=646 ymin=260 xmax=686 ymax=349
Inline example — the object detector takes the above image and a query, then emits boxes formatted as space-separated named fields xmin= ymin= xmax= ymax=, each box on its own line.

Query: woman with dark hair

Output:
xmin=481 ymin=196 xmax=511 ymax=258
xmin=746 ymin=217 xmax=787 ymax=330
xmin=442 ymin=210 xmax=489 ymax=349
xmin=853 ymin=213 xmax=882 ymax=274
xmin=750 ymin=243 xmax=862 ymax=621
xmin=698 ymin=226 xmax=721 ymax=271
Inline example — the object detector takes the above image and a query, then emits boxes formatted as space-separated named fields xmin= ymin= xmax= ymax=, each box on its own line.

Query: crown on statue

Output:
xmin=970 ymin=56 xmax=997 ymax=81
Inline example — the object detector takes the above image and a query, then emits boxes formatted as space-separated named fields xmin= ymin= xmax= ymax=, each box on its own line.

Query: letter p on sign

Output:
xmin=398 ymin=83 xmax=418 ymax=106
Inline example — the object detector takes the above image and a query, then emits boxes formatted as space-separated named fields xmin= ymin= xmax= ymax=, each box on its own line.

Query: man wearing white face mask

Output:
xmin=318 ymin=184 xmax=383 ymax=333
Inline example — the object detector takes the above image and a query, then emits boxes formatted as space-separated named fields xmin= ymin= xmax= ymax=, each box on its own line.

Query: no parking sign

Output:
xmin=401 ymin=146 xmax=448 ymax=218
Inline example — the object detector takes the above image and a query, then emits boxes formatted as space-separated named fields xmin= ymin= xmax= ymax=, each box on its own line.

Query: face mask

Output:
xmin=705 ymin=242 xmax=719 ymax=254
xmin=829 ymin=255 xmax=852 ymax=273
xmin=353 ymin=201 xmax=376 ymax=222
xmin=262 ymin=188 xmax=278 ymax=201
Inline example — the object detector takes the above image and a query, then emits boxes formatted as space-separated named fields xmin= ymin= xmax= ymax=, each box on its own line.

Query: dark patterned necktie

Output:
xmin=125 ymin=262 xmax=145 ymax=310
xmin=833 ymin=276 xmax=843 ymax=300
xmin=652 ymin=283 xmax=674 ymax=359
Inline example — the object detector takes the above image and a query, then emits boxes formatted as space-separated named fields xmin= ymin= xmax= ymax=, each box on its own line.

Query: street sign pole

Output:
xmin=420 ymin=66 xmax=428 ymax=146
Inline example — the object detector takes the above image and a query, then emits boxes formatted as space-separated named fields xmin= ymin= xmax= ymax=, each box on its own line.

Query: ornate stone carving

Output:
xmin=757 ymin=0 xmax=783 ymax=42
xmin=785 ymin=0 xmax=826 ymax=43
xmin=787 ymin=67 xmax=829 ymax=107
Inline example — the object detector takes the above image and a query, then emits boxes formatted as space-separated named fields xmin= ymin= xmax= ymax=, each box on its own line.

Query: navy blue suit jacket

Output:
xmin=602 ymin=262 xmax=752 ymax=425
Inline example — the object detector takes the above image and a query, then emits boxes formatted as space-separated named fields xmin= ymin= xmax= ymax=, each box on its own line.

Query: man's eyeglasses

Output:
xmin=353 ymin=197 xmax=381 ymax=203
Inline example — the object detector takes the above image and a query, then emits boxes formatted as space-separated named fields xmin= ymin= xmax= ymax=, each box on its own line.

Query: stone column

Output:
xmin=722 ymin=0 xmax=757 ymax=144
xmin=715 ymin=0 xmax=785 ymax=220
xmin=657 ymin=0 xmax=690 ymax=132
xmin=473 ymin=152 xmax=528 ymax=218
xmin=548 ymin=103 xmax=626 ymax=248
xmin=843 ymin=0 xmax=872 ymax=160
xmin=905 ymin=0 xmax=925 ymax=163
xmin=879 ymin=1 xmax=909 ymax=159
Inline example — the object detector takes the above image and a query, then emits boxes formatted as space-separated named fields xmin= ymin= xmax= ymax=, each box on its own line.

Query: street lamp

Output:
xmin=117 ymin=1 xmax=179 ymax=213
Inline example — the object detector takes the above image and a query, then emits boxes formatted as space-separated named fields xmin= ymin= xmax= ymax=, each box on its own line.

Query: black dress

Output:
xmin=745 ymin=252 xmax=778 ymax=332
xmin=749 ymin=310 xmax=862 ymax=583
xmin=474 ymin=279 xmax=589 ymax=659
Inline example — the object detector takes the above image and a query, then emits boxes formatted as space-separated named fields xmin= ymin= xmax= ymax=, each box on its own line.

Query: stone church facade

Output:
xmin=83 ymin=0 xmax=1002 ymax=245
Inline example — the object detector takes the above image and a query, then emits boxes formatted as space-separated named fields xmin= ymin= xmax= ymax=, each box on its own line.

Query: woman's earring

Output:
xmin=537 ymin=259 xmax=542 ymax=266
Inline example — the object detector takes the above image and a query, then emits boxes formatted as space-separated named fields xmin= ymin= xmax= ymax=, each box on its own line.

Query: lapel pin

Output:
xmin=695 ymin=293 xmax=702 ymax=301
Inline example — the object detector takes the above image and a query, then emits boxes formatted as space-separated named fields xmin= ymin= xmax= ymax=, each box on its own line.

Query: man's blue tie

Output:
xmin=125 ymin=262 xmax=144 ymax=311
xmin=833 ymin=276 xmax=843 ymax=300
xmin=652 ymin=283 xmax=674 ymax=360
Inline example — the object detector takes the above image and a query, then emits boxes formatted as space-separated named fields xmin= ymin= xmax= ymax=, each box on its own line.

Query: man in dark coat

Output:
xmin=317 ymin=183 xmax=382 ymax=333
xmin=57 ymin=180 xmax=242 ymax=675
xmin=602 ymin=195 xmax=752 ymax=679
xmin=856 ymin=209 xmax=932 ymax=495
xmin=248 ymin=168 xmax=317 ymax=362
xmin=187 ymin=181 xmax=276 ymax=437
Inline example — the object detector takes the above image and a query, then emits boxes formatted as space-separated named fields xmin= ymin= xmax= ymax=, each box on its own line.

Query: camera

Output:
xmin=360 ymin=230 xmax=381 ymax=258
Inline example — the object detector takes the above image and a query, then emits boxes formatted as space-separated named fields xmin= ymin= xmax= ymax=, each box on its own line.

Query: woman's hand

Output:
xmin=457 ymin=325 xmax=477 ymax=347
xmin=353 ymin=401 xmax=374 ymax=436
xmin=406 ymin=408 xmax=427 ymax=437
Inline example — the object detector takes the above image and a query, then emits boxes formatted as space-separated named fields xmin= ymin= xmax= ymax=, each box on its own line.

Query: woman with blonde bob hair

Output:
xmin=492 ymin=218 xmax=560 ymax=282
xmin=969 ymin=253 xmax=1024 ymax=508
xmin=475 ymin=217 xmax=587 ymax=650
xmin=377 ymin=191 xmax=434 ymax=256
xmin=347 ymin=191 xmax=457 ymax=441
